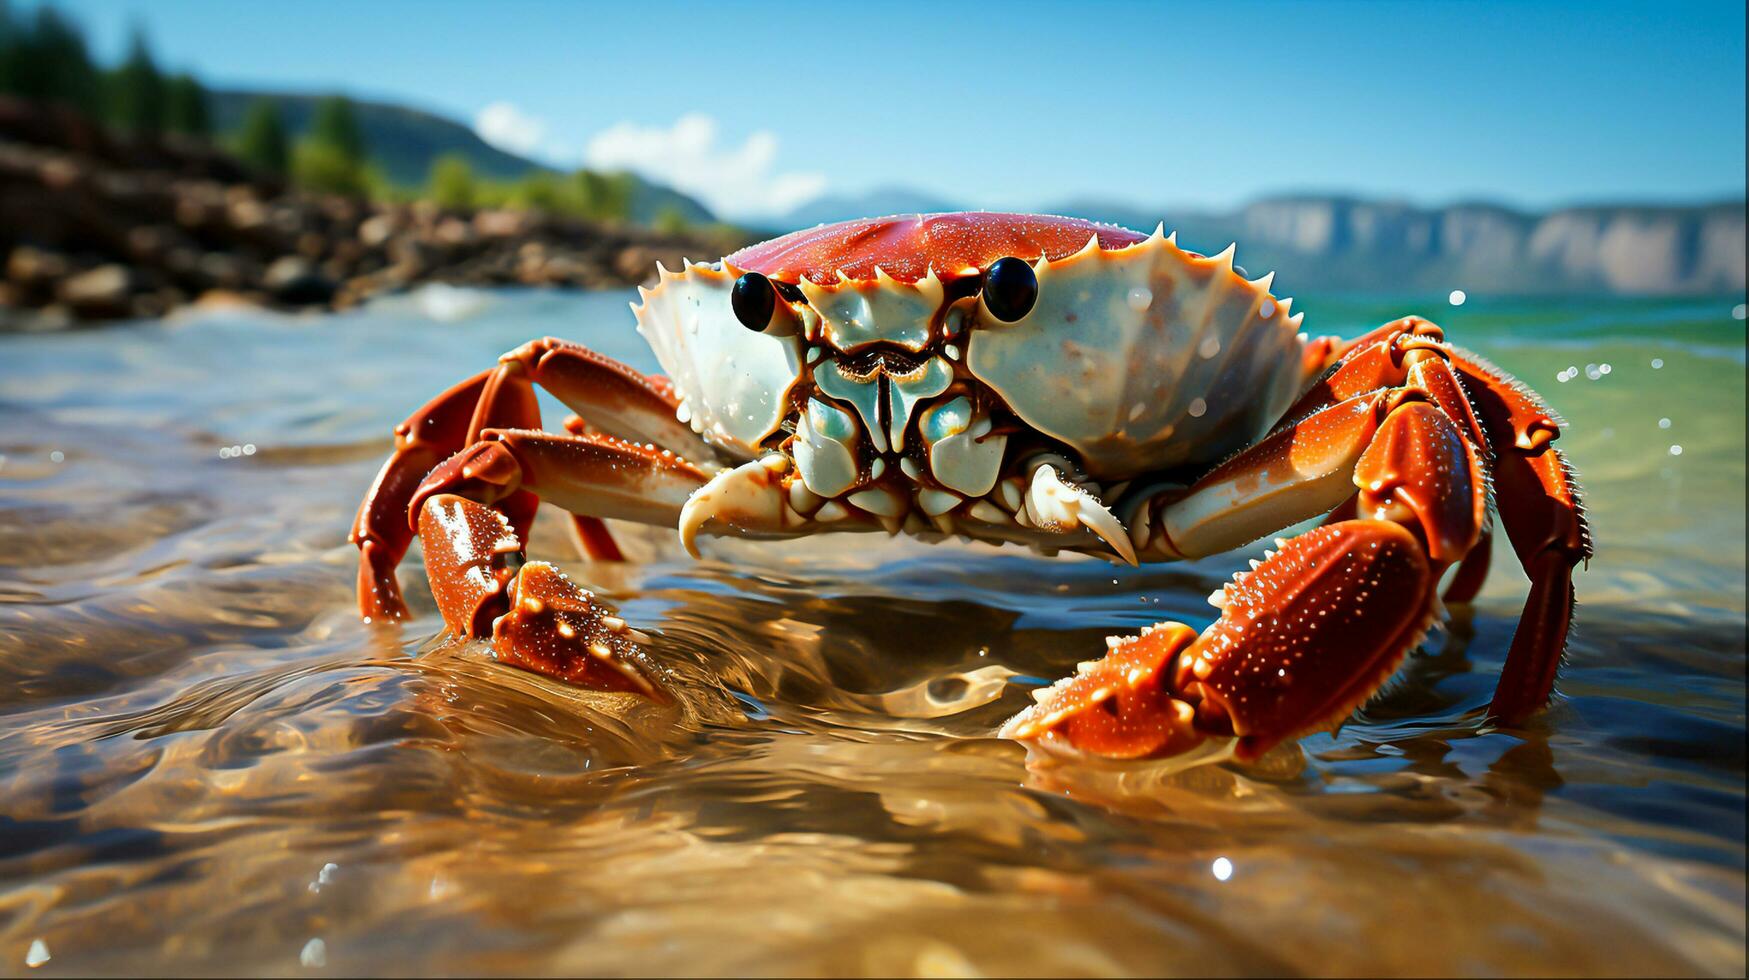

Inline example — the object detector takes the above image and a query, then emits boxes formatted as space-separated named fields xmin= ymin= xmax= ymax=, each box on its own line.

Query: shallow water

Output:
xmin=1 ymin=286 xmax=1743 ymax=976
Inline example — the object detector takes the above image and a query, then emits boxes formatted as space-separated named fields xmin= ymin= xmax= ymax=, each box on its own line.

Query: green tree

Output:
xmin=653 ymin=205 xmax=690 ymax=236
xmin=574 ymin=169 xmax=633 ymax=222
xmin=506 ymin=172 xmax=567 ymax=213
xmin=289 ymin=95 xmax=371 ymax=196
xmin=235 ymin=97 xmax=289 ymax=174
xmin=108 ymin=27 xmax=165 ymax=134
xmin=5 ymin=5 xmax=104 ymax=114
xmin=292 ymin=140 xmax=370 ymax=196
xmin=427 ymin=153 xmax=476 ymax=209
xmin=308 ymin=95 xmax=366 ymax=164
xmin=164 ymin=73 xmax=209 ymax=137
xmin=0 ymin=0 xmax=18 ymax=95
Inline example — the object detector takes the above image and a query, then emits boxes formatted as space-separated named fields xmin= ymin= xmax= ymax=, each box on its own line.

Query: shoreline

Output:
xmin=0 ymin=98 xmax=744 ymax=331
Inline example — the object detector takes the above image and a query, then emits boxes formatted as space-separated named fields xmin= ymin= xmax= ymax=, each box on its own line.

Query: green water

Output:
xmin=0 ymin=287 xmax=1742 ymax=976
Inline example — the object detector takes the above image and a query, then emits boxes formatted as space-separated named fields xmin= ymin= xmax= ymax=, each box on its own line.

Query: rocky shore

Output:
xmin=0 ymin=98 xmax=745 ymax=329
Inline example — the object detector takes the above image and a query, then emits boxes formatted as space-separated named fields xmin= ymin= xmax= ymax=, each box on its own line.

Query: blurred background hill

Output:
xmin=0 ymin=0 xmax=1743 ymax=325
xmin=204 ymin=89 xmax=714 ymax=225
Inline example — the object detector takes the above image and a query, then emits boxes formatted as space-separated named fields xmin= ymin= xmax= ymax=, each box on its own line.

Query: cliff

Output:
xmin=1059 ymin=196 xmax=1747 ymax=295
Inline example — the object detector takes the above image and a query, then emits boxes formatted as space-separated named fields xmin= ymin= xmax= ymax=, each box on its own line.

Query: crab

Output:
xmin=351 ymin=212 xmax=1589 ymax=767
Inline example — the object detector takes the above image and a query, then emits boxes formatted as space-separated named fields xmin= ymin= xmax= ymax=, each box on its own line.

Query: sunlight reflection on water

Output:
xmin=0 ymin=286 xmax=1743 ymax=975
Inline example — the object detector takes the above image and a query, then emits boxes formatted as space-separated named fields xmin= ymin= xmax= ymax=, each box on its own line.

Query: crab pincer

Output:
xmin=414 ymin=491 xmax=664 ymax=699
xmin=1006 ymin=379 xmax=1489 ymax=763
xmin=1004 ymin=520 xmax=1443 ymax=763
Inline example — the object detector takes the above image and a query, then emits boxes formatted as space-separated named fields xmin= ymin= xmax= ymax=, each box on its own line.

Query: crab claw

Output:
xmin=1181 ymin=520 xmax=1435 ymax=758
xmin=1003 ymin=519 xmax=1437 ymax=763
xmin=417 ymin=493 xmax=523 ymax=636
xmin=408 ymin=439 xmax=526 ymax=528
xmin=676 ymin=457 xmax=793 ymax=558
xmin=1024 ymin=463 xmax=1138 ymax=565
xmin=415 ymin=493 xmax=664 ymax=699
xmin=493 ymin=562 xmax=664 ymax=699
xmin=1000 ymin=622 xmax=1206 ymax=759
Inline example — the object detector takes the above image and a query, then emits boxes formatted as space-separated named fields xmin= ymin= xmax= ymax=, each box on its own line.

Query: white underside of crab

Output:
xmin=635 ymin=228 xmax=1309 ymax=564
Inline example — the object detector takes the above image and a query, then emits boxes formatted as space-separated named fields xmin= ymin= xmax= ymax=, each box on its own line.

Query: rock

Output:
xmin=388 ymin=236 xmax=438 ymax=275
xmin=126 ymin=225 xmax=172 ymax=263
xmin=263 ymin=256 xmax=336 ymax=306
xmin=227 ymin=196 xmax=267 ymax=230
xmin=7 ymin=246 xmax=71 ymax=287
xmin=38 ymin=156 xmax=81 ymax=190
xmin=0 ymin=98 xmax=744 ymax=323
xmin=410 ymin=200 xmax=442 ymax=229
xmin=321 ymin=257 xmax=356 ymax=283
xmin=433 ymin=216 xmax=475 ymax=247
xmin=4 ymin=303 xmax=74 ymax=332
xmin=296 ymin=231 xmax=329 ymax=259
xmin=269 ymin=205 xmax=308 ymax=237
xmin=192 ymin=288 xmax=260 ymax=311
xmin=357 ymin=213 xmax=399 ymax=248
xmin=474 ymin=209 xmax=529 ymax=239
xmin=163 ymin=245 xmax=200 ymax=277
xmin=174 ymin=196 xmax=216 ymax=230
xmin=129 ymin=290 xmax=178 ymax=319
xmin=56 ymin=264 xmax=136 ymax=318
xmin=614 ymin=245 xmax=660 ymax=283
xmin=197 ymin=252 xmax=249 ymax=290
xmin=319 ymin=196 xmax=362 ymax=227
xmin=329 ymin=238 xmax=364 ymax=266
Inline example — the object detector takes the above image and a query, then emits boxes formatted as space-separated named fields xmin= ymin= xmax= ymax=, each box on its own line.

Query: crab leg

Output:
xmin=559 ymin=414 xmax=624 ymax=560
xmin=1012 ymin=315 xmax=1589 ymax=760
xmin=352 ymin=339 xmax=709 ymax=623
xmin=1448 ymin=346 xmax=1589 ymax=723
xmin=1008 ymin=370 xmax=1489 ymax=762
xmin=1441 ymin=526 xmax=1494 ymax=604
xmin=1291 ymin=331 xmax=1588 ymax=719
xmin=497 ymin=337 xmax=713 ymax=461
xmin=352 ymin=367 xmax=540 ymax=623
xmin=402 ymin=429 xmax=709 ymax=693
xmin=1297 ymin=315 xmax=1446 ymax=389
xmin=409 ymin=429 xmax=712 ymax=534
xmin=498 ymin=338 xmax=716 ymax=562
xmin=414 ymin=493 xmax=663 ymax=697
xmin=1281 ymin=317 xmax=1457 ymax=422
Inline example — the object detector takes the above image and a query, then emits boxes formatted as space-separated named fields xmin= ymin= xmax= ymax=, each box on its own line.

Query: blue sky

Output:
xmin=34 ymin=0 xmax=1748 ymax=221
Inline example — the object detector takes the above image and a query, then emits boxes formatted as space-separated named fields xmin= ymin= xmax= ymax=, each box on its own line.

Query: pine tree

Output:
xmin=7 ymin=6 xmax=104 ymax=115
xmin=292 ymin=95 xmax=371 ymax=195
xmin=236 ymin=97 xmax=289 ymax=175
xmin=574 ymin=170 xmax=633 ymax=222
xmin=308 ymin=95 xmax=365 ymax=164
xmin=428 ymin=154 xmax=476 ymax=209
xmin=0 ymin=0 xmax=18 ymax=95
xmin=109 ymin=27 xmax=166 ymax=134
xmin=165 ymin=73 xmax=209 ymax=137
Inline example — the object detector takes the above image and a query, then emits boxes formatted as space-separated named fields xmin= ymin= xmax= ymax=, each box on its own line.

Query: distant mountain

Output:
xmin=1149 ymin=196 xmax=1747 ymax=296
xmin=773 ymin=186 xmax=963 ymax=232
xmin=207 ymin=89 xmax=716 ymax=226
xmin=772 ymin=187 xmax=1746 ymax=295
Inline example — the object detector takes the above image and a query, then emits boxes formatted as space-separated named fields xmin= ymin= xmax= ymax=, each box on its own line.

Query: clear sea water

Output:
xmin=1 ymin=286 xmax=1743 ymax=975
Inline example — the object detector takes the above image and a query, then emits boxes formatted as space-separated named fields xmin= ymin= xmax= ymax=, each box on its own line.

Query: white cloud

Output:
xmin=584 ymin=113 xmax=826 ymax=221
xmin=474 ymin=101 xmax=548 ymax=158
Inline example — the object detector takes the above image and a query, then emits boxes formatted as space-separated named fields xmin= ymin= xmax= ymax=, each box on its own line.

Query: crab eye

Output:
xmin=732 ymin=272 xmax=778 ymax=331
xmin=982 ymin=257 xmax=1038 ymax=322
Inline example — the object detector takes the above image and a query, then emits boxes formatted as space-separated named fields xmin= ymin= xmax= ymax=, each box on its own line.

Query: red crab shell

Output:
xmin=726 ymin=212 xmax=1150 ymax=284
